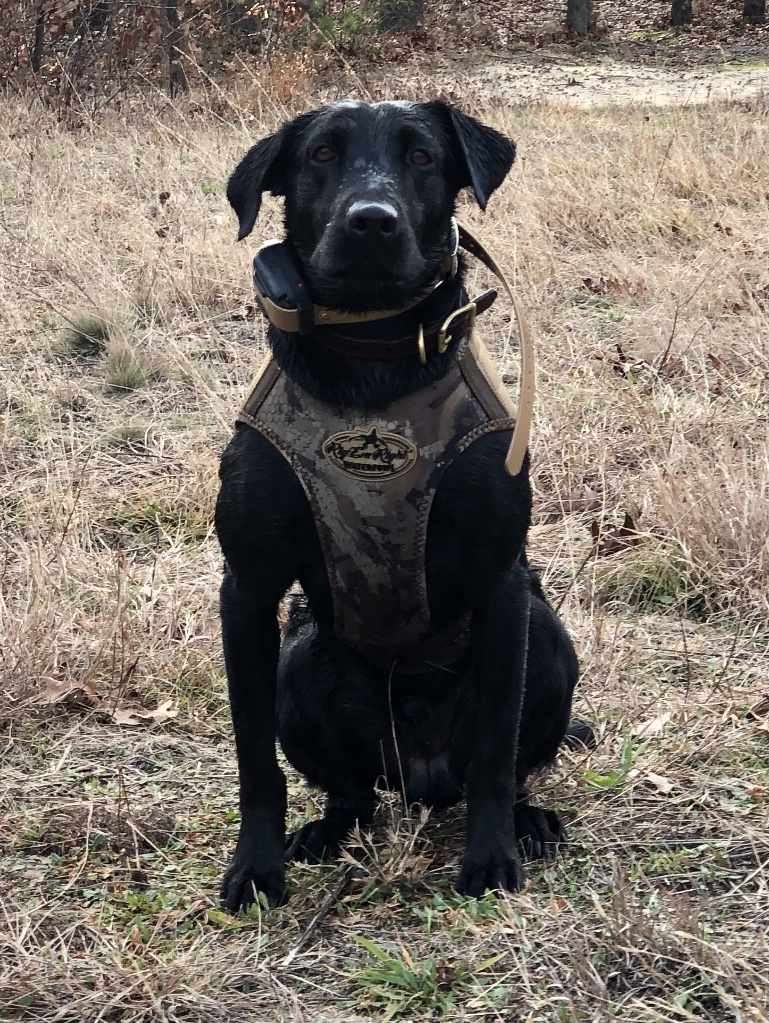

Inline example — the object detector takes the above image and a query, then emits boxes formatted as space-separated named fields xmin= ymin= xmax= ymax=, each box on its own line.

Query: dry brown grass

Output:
xmin=0 ymin=66 xmax=767 ymax=1022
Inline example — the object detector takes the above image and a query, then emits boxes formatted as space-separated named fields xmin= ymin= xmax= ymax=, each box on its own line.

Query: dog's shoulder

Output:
xmin=216 ymin=424 xmax=311 ymax=565
xmin=438 ymin=428 xmax=531 ymax=508
xmin=428 ymin=430 xmax=532 ymax=582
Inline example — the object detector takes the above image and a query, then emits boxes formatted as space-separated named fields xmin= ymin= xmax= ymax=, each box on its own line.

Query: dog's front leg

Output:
xmin=457 ymin=561 xmax=530 ymax=897
xmin=220 ymin=567 xmax=287 ymax=911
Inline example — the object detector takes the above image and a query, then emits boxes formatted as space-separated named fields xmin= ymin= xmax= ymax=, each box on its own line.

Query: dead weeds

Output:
xmin=0 ymin=68 xmax=766 ymax=1022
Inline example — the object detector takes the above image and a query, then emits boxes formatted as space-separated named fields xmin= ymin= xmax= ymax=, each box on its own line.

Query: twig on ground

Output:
xmin=280 ymin=864 xmax=358 ymax=969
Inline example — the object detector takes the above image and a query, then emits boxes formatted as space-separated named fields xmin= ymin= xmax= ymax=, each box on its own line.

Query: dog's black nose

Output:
xmin=345 ymin=200 xmax=399 ymax=239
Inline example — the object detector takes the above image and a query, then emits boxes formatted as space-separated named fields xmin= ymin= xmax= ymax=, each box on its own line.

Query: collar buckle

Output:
xmin=437 ymin=300 xmax=476 ymax=354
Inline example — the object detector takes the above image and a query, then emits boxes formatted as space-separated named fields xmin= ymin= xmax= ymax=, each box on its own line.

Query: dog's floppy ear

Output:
xmin=430 ymin=102 xmax=516 ymax=211
xmin=227 ymin=111 xmax=317 ymax=241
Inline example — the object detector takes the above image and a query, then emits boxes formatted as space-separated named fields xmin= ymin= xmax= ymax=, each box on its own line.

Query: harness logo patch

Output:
xmin=322 ymin=425 xmax=417 ymax=480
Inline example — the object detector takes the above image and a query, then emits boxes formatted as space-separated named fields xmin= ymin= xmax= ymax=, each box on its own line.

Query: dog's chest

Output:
xmin=237 ymin=350 xmax=515 ymax=670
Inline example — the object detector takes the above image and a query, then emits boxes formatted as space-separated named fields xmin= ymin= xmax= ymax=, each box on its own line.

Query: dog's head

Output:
xmin=227 ymin=100 xmax=516 ymax=311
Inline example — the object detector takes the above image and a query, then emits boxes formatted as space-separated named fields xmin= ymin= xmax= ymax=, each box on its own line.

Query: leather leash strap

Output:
xmin=456 ymin=225 xmax=535 ymax=477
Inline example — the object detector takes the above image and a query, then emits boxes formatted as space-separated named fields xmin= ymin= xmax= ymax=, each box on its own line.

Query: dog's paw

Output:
xmin=455 ymin=844 xmax=525 ymax=898
xmin=515 ymin=804 xmax=567 ymax=861
xmin=220 ymin=846 xmax=286 ymax=912
xmin=285 ymin=818 xmax=348 ymax=864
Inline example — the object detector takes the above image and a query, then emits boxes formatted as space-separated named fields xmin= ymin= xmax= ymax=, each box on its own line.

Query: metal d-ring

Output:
xmin=437 ymin=300 xmax=477 ymax=354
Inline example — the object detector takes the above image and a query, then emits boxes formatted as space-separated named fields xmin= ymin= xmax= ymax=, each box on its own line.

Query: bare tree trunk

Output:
xmin=31 ymin=3 xmax=45 ymax=72
xmin=165 ymin=0 xmax=188 ymax=97
xmin=743 ymin=0 xmax=765 ymax=23
xmin=566 ymin=0 xmax=591 ymax=35
xmin=670 ymin=0 xmax=692 ymax=26
xmin=379 ymin=0 xmax=424 ymax=31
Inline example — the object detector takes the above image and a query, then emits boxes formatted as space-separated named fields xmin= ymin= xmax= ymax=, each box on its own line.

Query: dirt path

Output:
xmin=374 ymin=55 xmax=767 ymax=107
xmin=466 ymin=59 xmax=767 ymax=106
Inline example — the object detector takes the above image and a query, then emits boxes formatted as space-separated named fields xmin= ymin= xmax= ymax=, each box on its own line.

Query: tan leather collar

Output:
xmin=256 ymin=278 xmax=442 ymax=334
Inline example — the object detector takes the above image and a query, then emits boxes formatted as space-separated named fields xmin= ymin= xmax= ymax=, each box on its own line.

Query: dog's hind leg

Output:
xmin=517 ymin=585 xmax=579 ymax=774
xmin=285 ymin=792 xmax=375 ymax=864
xmin=564 ymin=719 xmax=596 ymax=750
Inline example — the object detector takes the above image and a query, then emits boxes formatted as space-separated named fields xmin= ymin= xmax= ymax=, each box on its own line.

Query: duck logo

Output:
xmin=322 ymin=425 xmax=417 ymax=481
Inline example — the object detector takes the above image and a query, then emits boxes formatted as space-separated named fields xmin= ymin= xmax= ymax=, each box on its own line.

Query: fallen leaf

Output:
xmin=400 ymin=853 xmax=432 ymax=876
xmin=109 ymin=708 xmax=151 ymax=726
xmin=644 ymin=772 xmax=674 ymax=796
xmin=631 ymin=711 xmax=671 ymax=738
xmin=747 ymin=696 xmax=769 ymax=718
xmin=657 ymin=356 xmax=684 ymax=379
xmin=582 ymin=275 xmax=608 ymax=295
xmin=108 ymin=699 xmax=178 ymax=728
xmin=583 ymin=275 xmax=645 ymax=299
xmin=595 ymin=343 xmax=651 ymax=378
xmin=562 ymin=484 xmax=600 ymax=513
xmin=707 ymin=351 xmax=735 ymax=377
xmin=590 ymin=512 xmax=641 ymax=557
xmin=228 ymin=302 xmax=259 ymax=321
xmin=207 ymin=908 xmax=235 ymax=927
xmin=35 ymin=677 xmax=100 ymax=708
xmin=22 ymin=869 xmax=46 ymax=881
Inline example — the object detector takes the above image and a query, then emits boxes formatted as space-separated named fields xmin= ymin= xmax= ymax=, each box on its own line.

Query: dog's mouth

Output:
xmin=298 ymin=222 xmax=444 ymax=311
xmin=318 ymin=259 xmax=404 ymax=284
xmin=303 ymin=237 xmax=454 ymax=313
xmin=304 ymin=260 xmax=440 ymax=313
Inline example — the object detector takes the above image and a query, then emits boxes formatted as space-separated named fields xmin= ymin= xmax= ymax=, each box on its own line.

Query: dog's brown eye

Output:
xmin=410 ymin=149 xmax=432 ymax=167
xmin=312 ymin=145 xmax=335 ymax=163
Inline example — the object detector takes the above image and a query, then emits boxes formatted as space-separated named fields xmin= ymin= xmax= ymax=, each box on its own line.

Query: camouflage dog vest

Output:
xmin=236 ymin=334 xmax=517 ymax=673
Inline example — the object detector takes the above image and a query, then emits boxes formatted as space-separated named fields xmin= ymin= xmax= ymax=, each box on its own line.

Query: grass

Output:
xmin=61 ymin=314 xmax=114 ymax=357
xmin=351 ymin=935 xmax=506 ymax=1018
xmin=0 ymin=63 xmax=767 ymax=1022
xmin=103 ymin=341 xmax=152 ymax=391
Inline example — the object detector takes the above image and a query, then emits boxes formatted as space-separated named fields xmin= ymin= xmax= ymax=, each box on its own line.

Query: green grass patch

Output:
xmin=104 ymin=342 xmax=165 ymax=392
xmin=104 ymin=497 xmax=210 ymax=543
xmin=595 ymin=542 xmax=719 ymax=619
xmin=61 ymin=314 xmax=114 ymax=357
xmin=101 ymin=424 xmax=157 ymax=451
xmin=351 ymin=935 xmax=505 ymax=1019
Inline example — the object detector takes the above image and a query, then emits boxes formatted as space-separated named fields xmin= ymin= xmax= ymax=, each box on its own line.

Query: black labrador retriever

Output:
xmin=216 ymin=99 xmax=586 ymax=911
